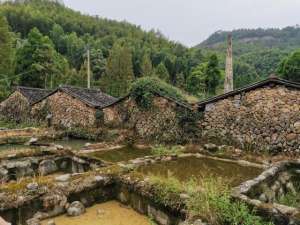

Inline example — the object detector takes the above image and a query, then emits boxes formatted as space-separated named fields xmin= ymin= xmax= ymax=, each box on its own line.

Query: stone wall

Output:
xmin=200 ymin=85 xmax=300 ymax=152
xmin=103 ymin=96 xmax=190 ymax=143
xmin=0 ymin=91 xmax=30 ymax=122
xmin=31 ymin=91 xmax=97 ymax=128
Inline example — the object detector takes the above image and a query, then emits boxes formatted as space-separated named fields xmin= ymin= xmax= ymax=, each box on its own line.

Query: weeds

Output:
xmin=151 ymin=145 xmax=183 ymax=156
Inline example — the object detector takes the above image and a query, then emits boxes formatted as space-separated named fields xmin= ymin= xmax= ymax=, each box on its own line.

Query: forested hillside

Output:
xmin=196 ymin=27 xmax=300 ymax=86
xmin=0 ymin=0 xmax=299 ymax=102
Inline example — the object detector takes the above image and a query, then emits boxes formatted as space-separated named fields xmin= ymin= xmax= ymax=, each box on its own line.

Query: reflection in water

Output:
xmin=88 ymin=147 xmax=152 ymax=163
xmin=41 ymin=201 xmax=151 ymax=225
xmin=137 ymin=157 xmax=263 ymax=187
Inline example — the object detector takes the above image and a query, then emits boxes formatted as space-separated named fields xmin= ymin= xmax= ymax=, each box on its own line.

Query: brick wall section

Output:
xmin=0 ymin=91 xmax=30 ymax=122
xmin=31 ymin=91 xmax=96 ymax=128
xmin=201 ymin=85 xmax=300 ymax=152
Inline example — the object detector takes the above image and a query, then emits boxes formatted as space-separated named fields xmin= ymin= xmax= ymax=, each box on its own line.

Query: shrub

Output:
xmin=130 ymin=77 xmax=186 ymax=109
xmin=185 ymin=178 xmax=274 ymax=225
xmin=149 ymin=176 xmax=183 ymax=207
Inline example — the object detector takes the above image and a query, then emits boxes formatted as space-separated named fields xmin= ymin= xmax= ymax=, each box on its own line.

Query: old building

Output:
xmin=196 ymin=76 xmax=300 ymax=152
xmin=102 ymin=92 xmax=195 ymax=143
xmin=0 ymin=86 xmax=51 ymax=123
xmin=31 ymin=86 xmax=116 ymax=128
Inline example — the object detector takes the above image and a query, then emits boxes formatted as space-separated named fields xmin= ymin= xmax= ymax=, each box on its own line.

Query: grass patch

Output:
xmin=0 ymin=118 xmax=42 ymax=129
xmin=148 ymin=175 xmax=273 ymax=225
xmin=151 ymin=145 xmax=183 ymax=156
xmin=186 ymin=178 xmax=274 ymax=225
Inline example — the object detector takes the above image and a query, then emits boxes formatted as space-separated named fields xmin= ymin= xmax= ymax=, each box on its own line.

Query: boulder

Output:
xmin=55 ymin=174 xmax=71 ymax=183
xmin=38 ymin=160 xmax=58 ymax=176
xmin=25 ymin=137 xmax=38 ymax=146
xmin=27 ymin=182 xmax=39 ymax=191
xmin=204 ymin=143 xmax=218 ymax=152
xmin=26 ymin=218 xmax=41 ymax=225
xmin=67 ymin=201 xmax=86 ymax=217
xmin=47 ymin=220 xmax=56 ymax=225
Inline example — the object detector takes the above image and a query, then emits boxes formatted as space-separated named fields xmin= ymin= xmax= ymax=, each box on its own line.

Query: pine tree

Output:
xmin=0 ymin=16 xmax=15 ymax=100
xmin=102 ymin=42 xmax=134 ymax=97
xmin=206 ymin=54 xmax=221 ymax=95
xmin=155 ymin=62 xmax=169 ymax=81
xmin=141 ymin=53 xmax=153 ymax=76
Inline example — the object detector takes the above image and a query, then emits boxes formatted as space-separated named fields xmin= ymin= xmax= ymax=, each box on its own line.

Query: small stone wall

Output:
xmin=103 ymin=96 xmax=191 ymax=143
xmin=31 ymin=91 xmax=97 ymax=128
xmin=0 ymin=91 xmax=30 ymax=123
xmin=200 ymin=85 xmax=300 ymax=152
xmin=0 ymin=151 xmax=104 ymax=183
xmin=0 ymin=128 xmax=43 ymax=145
xmin=233 ymin=161 xmax=300 ymax=225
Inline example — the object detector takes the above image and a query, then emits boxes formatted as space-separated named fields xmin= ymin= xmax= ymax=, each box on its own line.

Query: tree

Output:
xmin=206 ymin=54 xmax=221 ymax=94
xmin=141 ymin=53 xmax=153 ymax=76
xmin=16 ymin=28 xmax=69 ymax=88
xmin=187 ymin=63 xmax=207 ymax=96
xmin=155 ymin=62 xmax=169 ymax=81
xmin=0 ymin=15 xmax=15 ymax=100
xmin=101 ymin=42 xmax=134 ymax=97
xmin=278 ymin=50 xmax=300 ymax=82
xmin=90 ymin=48 xmax=106 ymax=80
xmin=234 ymin=61 xmax=258 ymax=88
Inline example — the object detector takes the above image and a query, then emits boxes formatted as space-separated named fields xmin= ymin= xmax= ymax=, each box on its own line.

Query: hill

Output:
xmin=195 ymin=27 xmax=300 ymax=82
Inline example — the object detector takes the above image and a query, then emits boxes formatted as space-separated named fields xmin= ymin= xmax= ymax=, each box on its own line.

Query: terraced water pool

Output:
xmin=41 ymin=201 xmax=152 ymax=225
xmin=137 ymin=156 xmax=263 ymax=187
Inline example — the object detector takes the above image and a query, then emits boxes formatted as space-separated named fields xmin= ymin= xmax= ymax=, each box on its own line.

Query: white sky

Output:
xmin=63 ymin=0 xmax=300 ymax=47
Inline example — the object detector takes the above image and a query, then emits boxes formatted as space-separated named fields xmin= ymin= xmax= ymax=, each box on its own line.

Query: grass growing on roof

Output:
xmin=130 ymin=77 xmax=187 ymax=108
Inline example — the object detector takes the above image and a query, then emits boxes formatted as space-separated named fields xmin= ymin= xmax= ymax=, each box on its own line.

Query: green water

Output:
xmin=137 ymin=156 xmax=263 ymax=187
xmin=88 ymin=147 xmax=152 ymax=163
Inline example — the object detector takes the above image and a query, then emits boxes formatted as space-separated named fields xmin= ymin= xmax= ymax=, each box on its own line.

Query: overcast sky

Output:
xmin=64 ymin=0 xmax=300 ymax=47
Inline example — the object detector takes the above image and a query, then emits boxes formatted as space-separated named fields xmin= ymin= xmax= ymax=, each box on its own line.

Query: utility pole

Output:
xmin=87 ymin=47 xmax=91 ymax=89
xmin=224 ymin=33 xmax=234 ymax=93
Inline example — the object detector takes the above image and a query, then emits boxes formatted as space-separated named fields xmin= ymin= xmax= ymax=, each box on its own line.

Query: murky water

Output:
xmin=88 ymin=147 xmax=152 ymax=163
xmin=137 ymin=156 xmax=263 ymax=187
xmin=53 ymin=138 xmax=91 ymax=150
xmin=41 ymin=201 xmax=151 ymax=225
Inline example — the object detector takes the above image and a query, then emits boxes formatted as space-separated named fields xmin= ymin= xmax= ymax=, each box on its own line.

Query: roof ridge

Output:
xmin=196 ymin=77 xmax=300 ymax=108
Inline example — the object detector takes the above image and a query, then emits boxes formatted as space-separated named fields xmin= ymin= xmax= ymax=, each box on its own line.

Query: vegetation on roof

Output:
xmin=130 ymin=77 xmax=187 ymax=108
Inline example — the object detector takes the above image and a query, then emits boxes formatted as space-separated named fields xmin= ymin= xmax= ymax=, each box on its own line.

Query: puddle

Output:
xmin=87 ymin=147 xmax=152 ymax=163
xmin=41 ymin=201 xmax=151 ymax=225
xmin=137 ymin=156 xmax=263 ymax=187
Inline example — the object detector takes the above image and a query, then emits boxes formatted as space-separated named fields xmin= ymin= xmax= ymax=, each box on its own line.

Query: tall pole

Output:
xmin=87 ymin=47 xmax=91 ymax=89
xmin=224 ymin=33 xmax=233 ymax=93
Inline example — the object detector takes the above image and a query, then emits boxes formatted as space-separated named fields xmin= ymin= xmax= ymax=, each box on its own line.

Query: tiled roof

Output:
xmin=196 ymin=76 xmax=300 ymax=109
xmin=32 ymin=85 xmax=117 ymax=108
xmin=15 ymin=86 xmax=52 ymax=104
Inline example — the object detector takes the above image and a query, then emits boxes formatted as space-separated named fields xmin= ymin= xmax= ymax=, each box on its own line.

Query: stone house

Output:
xmin=31 ymin=86 xmax=116 ymax=128
xmin=196 ymin=76 xmax=300 ymax=152
xmin=0 ymin=86 xmax=51 ymax=123
xmin=102 ymin=92 xmax=195 ymax=143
